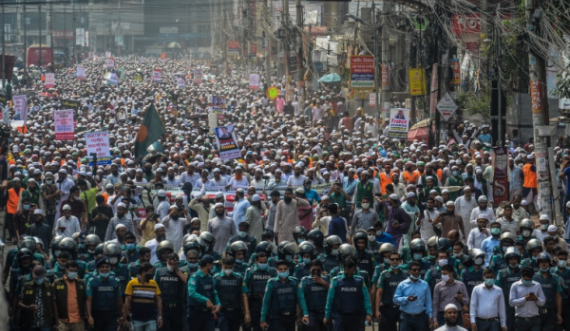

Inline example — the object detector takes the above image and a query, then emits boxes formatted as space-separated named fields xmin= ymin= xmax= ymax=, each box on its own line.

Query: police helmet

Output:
xmin=536 ymin=252 xmax=552 ymax=264
xmin=437 ymin=238 xmax=451 ymax=252
xmin=72 ymin=232 xmax=81 ymax=241
xmin=84 ymin=234 xmax=101 ymax=247
xmin=228 ymin=241 xmax=248 ymax=257
xmin=469 ymin=248 xmax=486 ymax=261
xmin=500 ymin=232 xmax=516 ymax=243
xmin=20 ymin=238 xmax=37 ymax=253
xmin=520 ymin=218 xmax=534 ymax=230
xmin=526 ymin=239 xmax=542 ymax=252
xmin=410 ymin=239 xmax=426 ymax=253
xmin=255 ymin=241 xmax=275 ymax=255
xmin=51 ymin=235 xmax=64 ymax=255
xmin=352 ymin=230 xmax=368 ymax=246
xmin=307 ymin=229 xmax=324 ymax=247
xmin=427 ymin=236 xmax=439 ymax=248
xmin=156 ymin=240 xmax=175 ymax=259
xmin=33 ymin=237 xmax=44 ymax=250
xmin=94 ymin=243 xmax=105 ymax=256
xmin=324 ymin=235 xmax=343 ymax=252
xmin=337 ymin=244 xmax=356 ymax=262
xmin=199 ymin=231 xmax=217 ymax=247
xmin=277 ymin=241 xmax=299 ymax=260
xmin=17 ymin=248 xmax=34 ymax=263
xmin=292 ymin=226 xmax=308 ymax=242
xmin=504 ymin=247 xmax=521 ymax=260
xmin=379 ymin=243 xmax=396 ymax=255
xmin=59 ymin=237 xmax=77 ymax=252
xmin=183 ymin=240 xmax=203 ymax=256
xmin=298 ymin=241 xmax=316 ymax=258
xmin=103 ymin=242 xmax=123 ymax=258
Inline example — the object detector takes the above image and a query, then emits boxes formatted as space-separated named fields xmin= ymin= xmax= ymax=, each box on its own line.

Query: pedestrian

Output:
xmin=123 ymin=262 xmax=163 ymax=331
xmin=214 ymin=256 xmax=251 ymax=331
xmin=154 ymin=253 xmax=187 ymax=331
xmin=53 ymin=260 xmax=87 ymax=331
xmin=105 ymin=203 xmax=137 ymax=242
xmin=245 ymin=194 xmax=264 ymax=242
xmin=232 ymin=188 xmax=251 ymax=230
xmin=375 ymin=251 xmax=407 ymax=331
xmin=245 ymin=252 xmax=277 ymax=331
xmin=532 ymin=252 xmax=563 ymax=330
xmin=509 ymin=266 xmax=546 ymax=331
xmin=162 ymin=204 xmax=190 ymax=253
xmin=393 ymin=261 xmax=434 ymax=331
xmin=145 ymin=224 xmax=167 ymax=265
xmin=6 ymin=177 xmax=24 ymax=242
xmin=433 ymin=201 xmax=466 ymax=240
xmin=274 ymin=187 xmax=310 ymax=243
xmin=90 ymin=195 xmax=114 ymax=242
xmin=18 ymin=265 xmax=59 ymax=331
xmin=385 ymin=193 xmax=411 ymax=247
xmin=299 ymin=259 xmax=330 ymax=331
xmin=55 ymin=204 xmax=82 ymax=237
xmin=350 ymin=196 xmax=379 ymax=236
xmin=434 ymin=304 xmax=468 ymax=331
xmin=469 ymin=267 xmax=507 ymax=331
xmin=432 ymin=264 xmax=469 ymax=328
xmin=207 ymin=203 xmax=237 ymax=253
xmin=187 ymin=254 xmax=221 ymax=331
xmin=26 ymin=209 xmax=52 ymax=252
xmin=327 ymin=203 xmax=349 ymax=243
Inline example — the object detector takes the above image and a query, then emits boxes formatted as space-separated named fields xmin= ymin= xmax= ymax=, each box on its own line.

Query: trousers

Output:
xmin=380 ymin=305 xmax=400 ymax=331
xmin=187 ymin=308 xmax=215 ymax=331
xmin=475 ymin=317 xmax=501 ymax=331
xmin=92 ymin=311 xmax=118 ymax=331
xmin=399 ymin=312 xmax=428 ymax=331
xmin=514 ymin=316 xmax=541 ymax=331
xmin=218 ymin=308 xmax=242 ymax=331
xmin=332 ymin=313 xmax=362 ymax=331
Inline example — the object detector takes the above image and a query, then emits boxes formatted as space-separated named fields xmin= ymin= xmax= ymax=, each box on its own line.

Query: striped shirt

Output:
xmin=124 ymin=278 xmax=161 ymax=322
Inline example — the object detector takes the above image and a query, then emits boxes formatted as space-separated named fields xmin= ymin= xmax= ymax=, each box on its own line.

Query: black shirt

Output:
xmin=91 ymin=205 xmax=114 ymax=241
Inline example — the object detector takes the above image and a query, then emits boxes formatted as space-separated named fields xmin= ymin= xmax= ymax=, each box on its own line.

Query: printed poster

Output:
xmin=153 ymin=69 xmax=162 ymax=83
xmin=54 ymin=109 xmax=75 ymax=140
xmin=85 ymin=131 xmax=112 ymax=165
xmin=44 ymin=73 xmax=55 ymax=88
xmin=177 ymin=77 xmax=186 ymax=89
xmin=249 ymin=73 xmax=260 ymax=89
xmin=388 ymin=108 xmax=410 ymax=139
xmin=13 ymin=95 xmax=28 ymax=122
xmin=76 ymin=66 xmax=86 ymax=81
xmin=106 ymin=58 xmax=115 ymax=69
xmin=193 ymin=69 xmax=203 ymax=84
xmin=214 ymin=124 xmax=241 ymax=160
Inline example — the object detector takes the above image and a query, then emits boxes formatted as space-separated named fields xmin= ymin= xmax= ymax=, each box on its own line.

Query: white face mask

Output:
xmin=361 ymin=203 xmax=370 ymax=209
xmin=438 ymin=259 xmax=448 ymax=267
xmin=474 ymin=258 xmax=484 ymax=265
xmin=441 ymin=274 xmax=450 ymax=282
xmin=223 ymin=269 xmax=233 ymax=276
xmin=167 ymin=265 xmax=174 ymax=272
xmin=368 ymin=235 xmax=376 ymax=242
xmin=109 ymin=257 xmax=118 ymax=265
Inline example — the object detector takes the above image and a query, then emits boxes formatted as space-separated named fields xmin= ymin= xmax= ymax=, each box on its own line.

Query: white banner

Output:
xmin=76 ymin=66 xmax=86 ymax=80
xmin=85 ymin=131 xmax=111 ymax=158
xmin=153 ymin=69 xmax=162 ymax=83
xmin=177 ymin=77 xmax=186 ymax=88
xmin=54 ymin=109 xmax=75 ymax=140
xmin=388 ymin=108 xmax=410 ymax=139
xmin=44 ymin=73 xmax=55 ymax=88
xmin=249 ymin=73 xmax=260 ymax=89
xmin=13 ymin=95 xmax=28 ymax=122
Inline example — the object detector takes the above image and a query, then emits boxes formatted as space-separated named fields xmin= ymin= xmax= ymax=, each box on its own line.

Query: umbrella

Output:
xmin=167 ymin=42 xmax=181 ymax=49
xmin=318 ymin=73 xmax=342 ymax=84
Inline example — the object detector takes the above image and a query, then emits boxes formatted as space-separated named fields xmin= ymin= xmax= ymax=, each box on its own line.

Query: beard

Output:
xmin=216 ymin=211 xmax=225 ymax=217
xmin=284 ymin=197 xmax=292 ymax=204
xmin=235 ymin=174 xmax=243 ymax=180
xmin=446 ymin=319 xmax=458 ymax=327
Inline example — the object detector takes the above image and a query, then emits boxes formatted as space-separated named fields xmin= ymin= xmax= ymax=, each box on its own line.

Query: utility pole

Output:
xmin=50 ymin=1 xmax=53 ymax=63
xmin=73 ymin=0 xmax=76 ymax=61
xmin=435 ymin=0 xmax=452 ymax=143
xmin=2 ymin=0 xmax=5 ymax=88
xmin=525 ymin=0 xmax=556 ymax=221
xmin=23 ymin=3 xmax=26 ymax=73
xmin=295 ymin=0 xmax=304 ymax=102
xmin=373 ymin=4 xmax=379 ymax=130
xmin=380 ymin=0 xmax=392 ymax=119
xmin=39 ymin=4 xmax=42 ymax=66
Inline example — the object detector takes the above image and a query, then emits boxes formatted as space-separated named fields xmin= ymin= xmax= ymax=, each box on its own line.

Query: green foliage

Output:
xmin=455 ymin=90 xmax=490 ymax=117
xmin=553 ymin=62 xmax=570 ymax=100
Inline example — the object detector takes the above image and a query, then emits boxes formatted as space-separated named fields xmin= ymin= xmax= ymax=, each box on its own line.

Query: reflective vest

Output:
xmin=490 ymin=254 xmax=507 ymax=273
xmin=523 ymin=258 xmax=539 ymax=273
xmin=215 ymin=272 xmax=243 ymax=309
xmin=522 ymin=164 xmax=537 ymax=188
xmin=269 ymin=278 xmax=298 ymax=318
xmin=295 ymin=263 xmax=311 ymax=280
xmin=112 ymin=264 xmax=130 ymax=293
xmin=303 ymin=275 xmax=330 ymax=311
xmin=332 ymin=276 xmax=364 ymax=315
xmin=380 ymin=269 xmax=408 ymax=305
xmin=90 ymin=276 xmax=120 ymax=312
xmin=247 ymin=266 xmax=277 ymax=304
xmin=498 ymin=267 xmax=521 ymax=306
xmin=155 ymin=267 xmax=184 ymax=303
xmin=533 ymin=273 xmax=559 ymax=309
xmin=322 ymin=255 xmax=339 ymax=273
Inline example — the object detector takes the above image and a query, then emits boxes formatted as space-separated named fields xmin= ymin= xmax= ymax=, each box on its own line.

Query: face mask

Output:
xmin=23 ymin=204 xmax=30 ymax=210
xmin=541 ymin=224 xmax=548 ymax=231
xmin=223 ymin=269 xmax=233 ymax=276
xmin=455 ymin=252 xmax=463 ymax=258
xmin=510 ymin=263 xmax=519 ymax=269
xmin=560 ymin=260 xmax=568 ymax=268
xmin=474 ymin=258 xmax=484 ymax=265
xmin=361 ymin=203 xmax=370 ymax=209
xmin=392 ymin=264 xmax=400 ymax=269
xmin=258 ymin=263 xmax=268 ymax=270
xmin=485 ymin=278 xmax=494 ymax=287
xmin=236 ymin=259 xmax=243 ymax=264
xmin=88 ymin=249 xmax=96 ymax=254
xmin=502 ymin=246 xmax=508 ymax=253
xmin=491 ymin=228 xmax=501 ymax=235
xmin=278 ymin=271 xmax=289 ymax=279
xmin=438 ymin=259 xmax=448 ymax=267
xmin=99 ymin=271 xmax=110 ymax=278
xmin=523 ymin=279 xmax=533 ymax=287
xmin=238 ymin=231 xmax=247 ymax=238
xmin=413 ymin=253 xmax=423 ymax=261
xmin=428 ymin=255 xmax=435 ymax=259
xmin=539 ymin=267 xmax=550 ymax=273
xmin=297 ymin=239 xmax=304 ymax=244
xmin=167 ymin=265 xmax=174 ymax=272
xmin=109 ymin=257 xmax=118 ymax=265
xmin=441 ymin=274 xmax=450 ymax=282
xmin=127 ymin=243 xmax=136 ymax=251
xmin=453 ymin=171 xmax=459 ymax=177
xmin=303 ymin=258 xmax=311 ymax=264
xmin=67 ymin=272 xmax=78 ymax=280
xmin=46 ymin=180 xmax=53 ymax=184
xmin=522 ymin=230 xmax=531 ymax=238
xmin=34 ymin=277 xmax=45 ymax=285
xmin=368 ymin=235 xmax=376 ymax=242
xmin=331 ymin=249 xmax=339 ymax=256
xmin=384 ymin=258 xmax=390 ymax=265
xmin=410 ymin=275 xmax=420 ymax=280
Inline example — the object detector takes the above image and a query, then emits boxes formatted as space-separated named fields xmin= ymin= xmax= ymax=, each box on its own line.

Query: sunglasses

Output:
xmin=390 ymin=258 xmax=400 ymax=261
xmin=410 ymin=269 xmax=420 ymax=272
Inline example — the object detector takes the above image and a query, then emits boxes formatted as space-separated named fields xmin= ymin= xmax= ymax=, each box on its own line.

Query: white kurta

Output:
xmin=162 ymin=214 xmax=190 ymax=253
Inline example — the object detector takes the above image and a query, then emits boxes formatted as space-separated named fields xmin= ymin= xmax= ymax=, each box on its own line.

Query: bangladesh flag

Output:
xmin=135 ymin=104 xmax=166 ymax=161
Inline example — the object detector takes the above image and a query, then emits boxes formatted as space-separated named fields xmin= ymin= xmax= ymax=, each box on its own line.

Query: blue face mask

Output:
xmin=413 ymin=253 xmax=423 ymax=261
xmin=238 ymin=231 xmax=247 ymax=238
xmin=34 ymin=277 xmax=45 ymax=285
xmin=485 ymin=278 xmax=494 ymax=287
xmin=67 ymin=272 xmax=78 ymax=280
xmin=297 ymin=239 xmax=304 ymax=244
xmin=523 ymin=280 xmax=533 ymax=286
xmin=303 ymin=258 xmax=311 ymax=264
xmin=187 ymin=262 xmax=199 ymax=269
xmin=278 ymin=271 xmax=289 ymax=279
xmin=540 ymin=267 xmax=550 ymax=272
xmin=453 ymin=171 xmax=459 ymax=177
xmin=23 ymin=204 xmax=30 ymax=210
xmin=258 ymin=263 xmax=268 ymax=270
xmin=99 ymin=271 xmax=111 ymax=278
xmin=409 ymin=275 xmax=419 ymax=280
xmin=235 ymin=259 xmax=243 ymax=264
xmin=127 ymin=243 xmax=136 ymax=251
xmin=78 ymin=243 xmax=85 ymax=250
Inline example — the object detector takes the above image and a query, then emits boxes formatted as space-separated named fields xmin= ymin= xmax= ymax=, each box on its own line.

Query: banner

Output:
xmin=106 ymin=58 xmax=115 ymax=69
xmin=108 ymin=72 xmax=119 ymax=85
xmin=134 ymin=72 xmax=144 ymax=84
xmin=450 ymin=58 xmax=461 ymax=86
xmin=193 ymin=69 xmax=203 ymax=84
xmin=492 ymin=147 xmax=509 ymax=205
xmin=13 ymin=95 xmax=28 ymax=122
xmin=212 ymin=107 xmax=224 ymax=121
xmin=350 ymin=55 xmax=375 ymax=89
xmin=61 ymin=99 xmax=81 ymax=112
xmin=249 ymin=73 xmax=260 ymax=89
xmin=177 ymin=77 xmax=186 ymax=89
xmin=76 ymin=66 xmax=86 ymax=81
xmin=153 ymin=69 xmax=162 ymax=83
xmin=105 ymin=52 xmax=111 ymax=58
xmin=44 ymin=73 xmax=55 ymax=88
xmin=214 ymin=124 xmax=240 ymax=160
xmin=54 ymin=109 xmax=75 ymax=140
xmin=388 ymin=108 xmax=410 ymax=139
xmin=408 ymin=68 xmax=427 ymax=96
xmin=85 ymin=131 xmax=111 ymax=165
xmin=228 ymin=41 xmax=240 ymax=55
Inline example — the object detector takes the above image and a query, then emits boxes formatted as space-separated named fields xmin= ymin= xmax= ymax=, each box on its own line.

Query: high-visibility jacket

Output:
xmin=379 ymin=172 xmax=393 ymax=195
xmin=403 ymin=171 xmax=419 ymax=185
xmin=7 ymin=187 xmax=24 ymax=214
xmin=522 ymin=164 xmax=537 ymax=188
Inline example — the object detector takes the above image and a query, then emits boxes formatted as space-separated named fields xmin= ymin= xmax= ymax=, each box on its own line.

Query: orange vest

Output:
xmin=522 ymin=164 xmax=537 ymax=188
xmin=437 ymin=169 xmax=443 ymax=182
xmin=379 ymin=172 xmax=393 ymax=194
xmin=403 ymin=171 xmax=419 ymax=185
xmin=7 ymin=187 xmax=24 ymax=214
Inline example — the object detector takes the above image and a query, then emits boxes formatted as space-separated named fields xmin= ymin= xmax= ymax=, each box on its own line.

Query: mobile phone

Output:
xmin=529 ymin=292 xmax=534 ymax=296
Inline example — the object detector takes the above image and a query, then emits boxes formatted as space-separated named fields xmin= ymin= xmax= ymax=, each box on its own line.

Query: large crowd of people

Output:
xmin=2 ymin=55 xmax=570 ymax=331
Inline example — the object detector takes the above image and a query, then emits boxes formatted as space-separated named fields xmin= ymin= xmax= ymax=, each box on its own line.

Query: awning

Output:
xmin=408 ymin=126 xmax=430 ymax=141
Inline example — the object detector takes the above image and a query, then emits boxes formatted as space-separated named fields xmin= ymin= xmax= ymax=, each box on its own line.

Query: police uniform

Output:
xmin=110 ymin=263 xmax=130 ymax=295
xmin=187 ymin=269 xmax=221 ymax=331
xmin=553 ymin=265 xmax=570 ymax=331
xmin=330 ymin=266 xmax=372 ymax=288
xmin=301 ymin=274 xmax=330 ymax=331
xmin=124 ymin=247 xmax=140 ymax=263
xmin=371 ymin=262 xmax=390 ymax=285
xmin=234 ymin=260 xmax=249 ymax=276
xmin=248 ymin=252 xmax=277 ymax=267
xmin=461 ymin=266 xmax=484 ymax=296
xmin=489 ymin=253 xmax=508 ymax=273
xmin=128 ymin=260 xmax=143 ymax=278
xmin=214 ymin=270 xmax=249 ymax=331
xmin=321 ymin=254 xmax=339 ymax=274
xmin=325 ymin=274 xmax=372 ymax=331
xmin=87 ymin=274 xmax=122 ymax=331
xmin=260 ymin=275 xmax=309 ymax=331
xmin=377 ymin=267 xmax=407 ymax=331
xmin=227 ymin=234 xmax=257 ymax=261
xmin=521 ymin=257 xmax=539 ymax=273
xmin=495 ymin=266 xmax=521 ymax=331
xmin=533 ymin=271 xmax=563 ymax=331
xmin=355 ymin=249 xmax=377 ymax=276
xmin=424 ymin=266 xmax=443 ymax=293
xmin=244 ymin=264 xmax=277 ymax=331
xmin=9 ymin=265 xmax=32 ymax=296
xmin=154 ymin=266 xmax=186 ymax=331
xmin=368 ymin=241 xmax=381 ymax=263
xmin=294 ymin=262 xmax=312 ymax=280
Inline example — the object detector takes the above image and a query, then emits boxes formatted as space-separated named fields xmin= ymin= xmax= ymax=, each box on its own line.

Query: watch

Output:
xmin=158 ymin=317 xmax=162 ymax=319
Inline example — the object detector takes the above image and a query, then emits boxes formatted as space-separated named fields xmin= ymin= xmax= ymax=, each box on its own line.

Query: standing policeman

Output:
xmin=494 ymin=247 xmax=522 ymax=331
xmin=324 ymin=255 xmax=372 ymax=330
xmin=244 ymin=251 xmax=277 ymax=331
xmin=260 ymin=259 xmax=309 ymax=331
xmin=154 ymin=253 xmax=187 ymax=331
xmin=533 ymin=252 xmax=563 ymax=331
xmin=214 ymin=256 xmax=251 ymax=331
xmin=187 ymin=254 xmax=221 ymax=331
xmin=375 ymin=251 xmax=407 ymax=331
xmin=300 ymin=259 xmax=330 ymax=331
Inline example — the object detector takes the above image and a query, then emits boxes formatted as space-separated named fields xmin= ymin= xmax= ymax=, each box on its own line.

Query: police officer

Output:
xmin=155 ymin=240 xmax=175 ymax=269
xmin=187 ymin=254 xmax=221 ymax=331
xmin=425 ymin=250 xmax=451 ymax=293
xmin=9 ymin=248 xmax=34 ymax=303
xmin=322 ymin=235 xmax=343 ymax=273
xmin=59 ymin=237 xmax=88 ymax=279
xmin=11 ymin=237 xmax=45 ymax=268
xmin=293 ymin=226 xmax=309 ymax=245
xmin=517 ymin=218 xmax=537 ymax=246
xmin=553 ymin=249 xmax=570 ymax=331
xmin=123 ymin=232 xmax=139 ymax=263
xmin=154 ymin=253 xmax=187 ymax=331
xmin=295 ymin=241 xmax=317 ymax=279
xmin=180 ymin=241 xmax=202 ymax=276
xmin=375 ymin=251 xmax=407 ymax=331
xmin=277 ymin=241 xmax=299 ymax=273
xmin=227 ymin=241 xmax=250 ymax=275
xmin=248 ymin=241 xmax=277 ymax=268
xmin=129 ymin=247 xmax=152 ymax=278
xmin=50 ymin=235 xmax=64 ymax=264
xmin=103 ymin=243 xmax=130 ymax=291
xmin=324 ymin=255 xmax=372 ymax=330
xmin=353 ymin=230 xmax=377 ymax=276
xmin=521 ymin=239 xmax=543 ymax=273
xmin=308 ymin=229 xmax=326 ymax=259
xmin=461 ymin=248 xmax=486 ymax=296
xmin=79 ymin=234 xmax=101 ymax=263
xmin=214 ymin=256 xmax=250 ymax=331
xmin=366 ymin=227 xmax=381 ymax=262
xmin=53 ymin=260 xmax=87 ymax=328
xmin=227 ymin=222 xmax=257 ymax=261
xmin=47 ymin=251 xmax=71 ymax=282
xmin=200 ymin=231 xmax=222 ymax=261
xmin=260 ymin=259 xmax=309 ymax=331
xmin=300 ymin=259 xmax=330 ymax=331
xmin=372 ymin=243 xmax=396 ymax=285
xmin=245 ymin=251 xmax=277 ymax=331
xmin=494 ymin=247 xmax=522 ymax=331
xmin=409 ymin=239 xmax=432 ymax=277
xmin=86 ymin=256 xmax=126 ymax=331
xmin=489 ymin=232 xmax=515 ymax=272
xmin=86 ymin=243 xmax=105 ymax=277
xmin=533 ymin=252 xmax=563 ymax=331
xmin=330 ymin=244 xmax=372 ymax=288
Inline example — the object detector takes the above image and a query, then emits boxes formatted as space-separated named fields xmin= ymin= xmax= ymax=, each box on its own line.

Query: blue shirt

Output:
xmin=342 ymin=178 xmax=359 ymax=199
xmin=563 ymin=167 xmax=570 ymax=195
xmin=233 ymin=198 xmax=251 ymax=230
xmin=393 ymin=278 xmax=433 ymax=317
xmin=480 ymin=236 xmax=501 ymax=266
xmin=305 ymin=189 xmax=321 ymax=205
xmin=375 ymin=232 xmax=396 ymax=246
xmin=328 ymin=215 xmax=347 ymax=243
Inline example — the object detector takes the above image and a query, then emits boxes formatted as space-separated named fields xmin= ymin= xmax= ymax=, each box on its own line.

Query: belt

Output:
xmin=309 ymin=310 xmax=325 ymax=313
xmin=223 ymin=308 xmax=238 ymax=311
xmin=189 ymin=307 xmax=209 ymax=312
xmin=281 ymin=312 xmax=293 ymax=316
xmin=383 ymin=304 xmax=399 ymax=309
xmin=516 ymin=316 xmax=540 ymax=321
xmin=476 ymin=317 xmax=499 ymax=322
xmin=165 ymin=303 xmax=179 ymax=308
xmin=402 ymin=311 xmax=426 ymax=318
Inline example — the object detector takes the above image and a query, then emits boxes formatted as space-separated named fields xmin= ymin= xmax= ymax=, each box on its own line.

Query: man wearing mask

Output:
xmin=214 ymin=256 xmax=251 ymax=331
xmin=352 ymin=170 xmax=377 ymax=211
xmin=350 ymin=196 xmax=379 ymax=237
xmin=26 ymin=209 xmax=52 ymax=250
xmin=532 ymin=253 xmax=563 ymax=330
xmin=123 ymin=262 xmax=163 ymax=331
xmin=454 ymin=187 xmax=478 ymax=235
xmin=385 ymin=194 xmax=411 ymax=247
xmin=187 ymin=255 xmax=221 ymax=330
xmin=208 ymin=203 xmax=237 ymax=254
xmin=375 ymin=252 xmax=407 ymax=331
xmin=245 ymin=252 xmax=277 ymax=331
xmin=469 ymin=267 xmax=507 ymax=331
xmin=145 ymin=224 xmax=167 ymax=265
xmin=13 ymin=198 xmax=36 ymax=242
xmin=19 ymin=178 xmax=44 ymax=211
xmin=154 ymin=253 xmax=187 ymax=331
xmin=432 ymin=264 xmax=469 ymax=328
xmin=444 ymin=166 xmax=464 ymax=201
xmin=18 ymin=266 xmax=59 ymax=331
xmin=90 ymin=195 xmax=114 ymax=242
xmin=53 ymin=260 xmax=87 ymax=331
xmin=162 ymin=204 xmax=190 ymax=252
